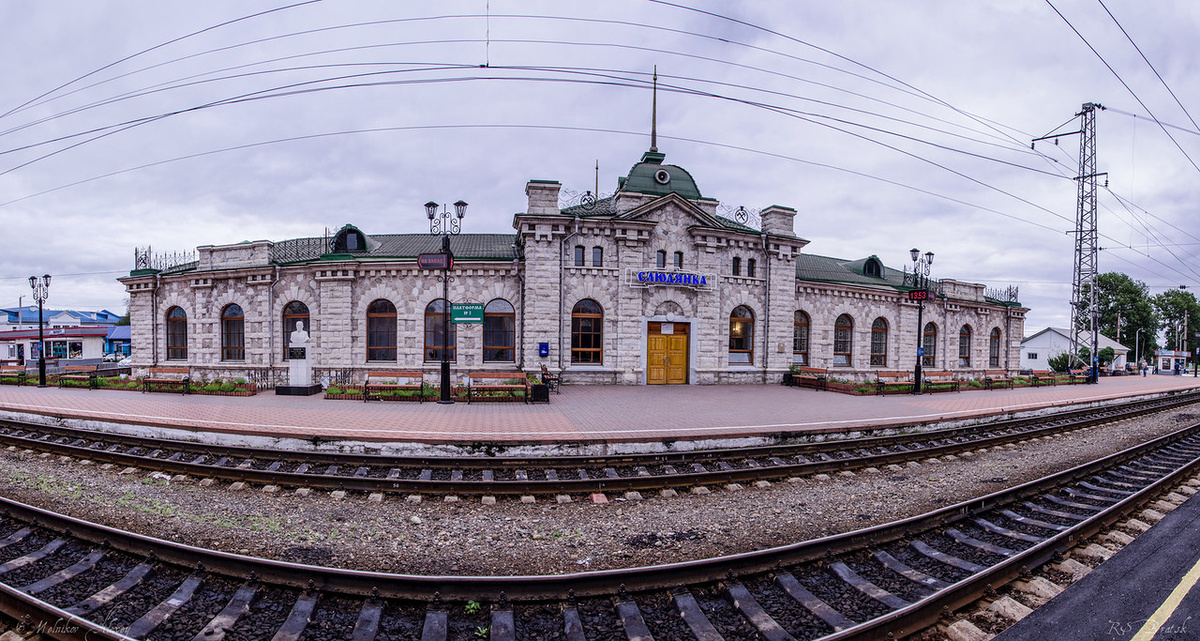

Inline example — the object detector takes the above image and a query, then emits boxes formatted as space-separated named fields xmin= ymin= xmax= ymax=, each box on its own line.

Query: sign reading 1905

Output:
xmin=908 ymin=290 xmax=931 ymax=301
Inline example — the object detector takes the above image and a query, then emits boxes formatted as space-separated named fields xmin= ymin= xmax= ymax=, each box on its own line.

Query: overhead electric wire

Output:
xmin=1044 ymin=0 xmax=1200 ymax=177
xmin=0 ymin=1 xmax=321 ymax=119
xmin=5 ymin=4 xmax=1198 ymax=295
xmin=1096 ymin=0 xmax=1200 ymax=135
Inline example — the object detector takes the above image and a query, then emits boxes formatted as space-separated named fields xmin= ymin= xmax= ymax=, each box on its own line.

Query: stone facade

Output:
xmin=120 ymin=149 xmax=1026 ymax=386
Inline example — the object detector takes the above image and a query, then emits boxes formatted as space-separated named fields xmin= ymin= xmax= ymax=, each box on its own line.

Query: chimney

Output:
xmin=525 ymin=180 xmax=562 ymax=216
xmin=760 ymin=205 xmax=797 ymax=236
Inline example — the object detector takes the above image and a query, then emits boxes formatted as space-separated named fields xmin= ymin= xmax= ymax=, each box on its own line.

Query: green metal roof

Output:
xmin=795 ymin=253 xmax=907 ymax=289
xmin=616 ymin=150 xmax=702 ymax=200
xmin=270 ymin=233 xmax=519 ymax=265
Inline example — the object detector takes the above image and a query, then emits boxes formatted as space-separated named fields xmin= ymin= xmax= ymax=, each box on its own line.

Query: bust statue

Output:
xmin=289 ymin=321 xmax=310 ymax=347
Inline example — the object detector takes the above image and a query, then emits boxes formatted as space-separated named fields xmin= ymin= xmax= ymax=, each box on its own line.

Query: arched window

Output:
xmin=656 ymin=250 xmax=667 ymax=269
xmin=834 ymin=314 xmax=853 ymax=366
xmin=673 ymin=251 xmax=683 ymax=269
xmin=571 ymin=299 xmax=603 ymax=364
xmin=747 ymin=258 xmax=757 ymax=278
xmin=871 ymin=317 xmax=888 ymax=366
xmin=732 ymin=257 xmax=741 ymax=276
xmin=221 ymin=304 xmax=245 ymax=361
xmin=793 ymin=311 xmax=810 ymax=365
xmin=573 ymin=245 xmax=585 ymax=266
xmin=922 ymin=322 xmax=937 ymax=368
xmin=282 ymin=301 xmax=309 ymax=360
xmin=592 ymin=246 xmax=603 ymax=267
xmin=483 ymin=299 xmax=515 ymax=362
xmin=958 ymin=325 xmax=973 ymax=367
xmin=989 ymin=328 xmax=1002 ymax=368
xmin=166 ymin=307 xmax=187 ymax=361
xmin=864 ymin=257 xmax=882 ymax=278
xmin=367 ymin=299 xmax=396 ymax=361
xmin=424 ymin=299 xmax=456 ymax=362
xmin=729 ymin=306 xmax=755 ymax=364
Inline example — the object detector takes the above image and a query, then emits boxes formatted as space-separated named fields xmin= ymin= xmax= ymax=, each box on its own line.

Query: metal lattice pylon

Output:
xmin=1070 ymin=102 xmax=1104 ymax=381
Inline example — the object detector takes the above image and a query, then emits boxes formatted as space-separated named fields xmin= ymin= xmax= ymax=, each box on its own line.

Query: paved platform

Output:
xmin=996 ymin=491 xmax=1200 ymax=641
xmin=0 ymin=375 xmax=1198 ymax=448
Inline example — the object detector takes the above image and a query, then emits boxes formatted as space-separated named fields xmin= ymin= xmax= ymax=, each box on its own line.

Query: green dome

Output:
xmin=617 ymin=150 xmax=702 ymax=200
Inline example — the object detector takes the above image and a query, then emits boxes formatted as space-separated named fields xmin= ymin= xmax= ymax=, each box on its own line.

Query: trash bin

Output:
xmin=530 ymin=384 xmax=550 ymax=403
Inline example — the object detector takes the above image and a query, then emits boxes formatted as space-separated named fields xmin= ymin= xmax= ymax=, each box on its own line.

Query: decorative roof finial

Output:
xmin=650 ymin=66 xmax=658 ymax=153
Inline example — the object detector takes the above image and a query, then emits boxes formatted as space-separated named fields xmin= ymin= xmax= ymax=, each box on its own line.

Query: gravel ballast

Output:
xmin=0 ymin=410 xmax=1195 ymax=577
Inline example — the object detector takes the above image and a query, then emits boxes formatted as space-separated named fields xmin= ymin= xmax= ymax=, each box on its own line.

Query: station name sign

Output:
xmin=627 ymin=268 xmax=715 ymax=291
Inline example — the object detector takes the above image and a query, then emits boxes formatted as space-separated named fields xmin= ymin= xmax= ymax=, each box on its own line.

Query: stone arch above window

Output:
xmin=166 ymin=306 xmax=187 ymax=361
xmin=572 ymin=299 xmax=603 ymax=364
xmin=793 ymin=311 xmax=810 ymax=366
xmin=282 ymin=300 xmax=309 ymax=359
xmin=834 ymin=314 xmax=853 ymax=366
xmin=366 ymin=299 xmax=397 ymax=361
xmin=870 ymin=317 xmax=888 ymax=366
xmin=729 ymin=305 xmax=755 ymax=364
xmin=483 ymin=298 xmax=515 ymax=363
xmin=221 ymin=304 xmax=245 ymax=361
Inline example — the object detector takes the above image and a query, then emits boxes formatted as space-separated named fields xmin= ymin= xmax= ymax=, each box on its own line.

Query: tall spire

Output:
xmin=650 ymin=66 xmax=658 ymax=153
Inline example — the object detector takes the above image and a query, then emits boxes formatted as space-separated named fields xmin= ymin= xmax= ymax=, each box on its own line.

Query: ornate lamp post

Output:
xmin=28 ymin=274 xmax=51 ymax=388
xmin=426 ymin=200 xmax=467 ymax=404
xmin=908 ymin=249 xmax=934 ymax=394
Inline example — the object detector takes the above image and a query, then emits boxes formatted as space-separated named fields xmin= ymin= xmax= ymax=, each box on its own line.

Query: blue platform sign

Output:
xmin=917 ymin=347 xmax=925 ymax=356
xmin=538 ymin=342 xmax=550 ymax=357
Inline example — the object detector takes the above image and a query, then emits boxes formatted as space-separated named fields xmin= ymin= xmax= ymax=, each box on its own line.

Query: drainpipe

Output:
xmin=151 ymin=274 xmax=160 ymax=367
xmin=268 ymin=265 xmax=279 ymax=375
xmin=557 ymin=215 xmax=579 ymax=372
xmin=761 ymin=232 xmax=770 ymax=384
xmin=515 ymin=257 xmax=524 ymax=370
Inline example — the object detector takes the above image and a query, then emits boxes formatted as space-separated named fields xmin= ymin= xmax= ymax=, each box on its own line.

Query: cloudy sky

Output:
xmin=3 ymin=0 xmax=1199 ymax=336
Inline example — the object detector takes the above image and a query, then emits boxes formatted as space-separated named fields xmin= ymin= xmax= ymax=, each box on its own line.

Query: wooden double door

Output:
xmin=647 ymin=322 xmax=689 ymax=385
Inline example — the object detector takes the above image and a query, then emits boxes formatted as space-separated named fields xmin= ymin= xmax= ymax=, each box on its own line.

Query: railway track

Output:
xmin=2 ymin=389 xmax=1198 ymax=501
xmin=1 ymin=419 xmax=1199 ymax=640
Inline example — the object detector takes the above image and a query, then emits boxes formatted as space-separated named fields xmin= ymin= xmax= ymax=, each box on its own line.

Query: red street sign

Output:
xmin=418 ymin=253 xmax=452 ymax=270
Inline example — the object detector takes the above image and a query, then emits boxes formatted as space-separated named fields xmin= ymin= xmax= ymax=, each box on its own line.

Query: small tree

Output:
xmin=1047 ymin=352 xmax=1072 ymax=372
xmin=1098 ymin=346 xmax=1115 ymax=367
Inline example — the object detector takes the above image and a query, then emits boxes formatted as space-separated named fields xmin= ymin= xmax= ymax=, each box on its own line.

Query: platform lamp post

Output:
xmin=908 ymin=249 xmax=934 ymax=395
xmin=28 ymin=274 xmax=51 ymax=388
xmin=426 ymin=200 xmax=467 ymax=404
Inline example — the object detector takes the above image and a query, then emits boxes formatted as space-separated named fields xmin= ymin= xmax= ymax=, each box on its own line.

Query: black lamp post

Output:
xmin=28 ymin=274 xmax=51 ymax=388
xmin=426 ymin=200 xmax=467 ymax=404
xmin=908 ymin=249 xmax=934 ymax=395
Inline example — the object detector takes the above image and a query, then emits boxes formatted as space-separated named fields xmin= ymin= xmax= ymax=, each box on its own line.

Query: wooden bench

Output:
xmin=58 ymin=364 xmax=98 ymax=389
xmin=875 ymin=371 xmax=911 ymax=395
xmin=1068 ymin=368 xmax=1089 ymax=384
xmin=142 ymin=367 xmax=190 ymax=394
xmin=922 ymin=371 xmax=961 ymax=392
xmin=363 ymin=370 xmax=426 ymax=403
xmin=467 ymin=372 xmax=529 ymax=403
xmin=790 ymin=366 xmax=827 ymax=391
xmin=1030 ymin=370 xmax=1057 ymax=387
xmin=983 ymin=370 xmax=1013 ymax=390
xmin=0 ymin=365 xmax=26 ymax=386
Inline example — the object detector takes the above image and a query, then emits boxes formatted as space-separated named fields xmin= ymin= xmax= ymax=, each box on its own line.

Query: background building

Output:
xmin=121 ymin=147 xmax=1026 ymax=387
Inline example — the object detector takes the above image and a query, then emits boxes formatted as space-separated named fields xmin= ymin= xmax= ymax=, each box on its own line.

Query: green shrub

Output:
xmin=326 ymin=385 xmax=344 ymax=395
xmin=219 ymin=382 xmax=236 ymax=392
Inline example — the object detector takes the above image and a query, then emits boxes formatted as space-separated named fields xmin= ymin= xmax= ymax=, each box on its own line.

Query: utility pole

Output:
xmin=1033 ymin=102 xmax=1106 ymax=383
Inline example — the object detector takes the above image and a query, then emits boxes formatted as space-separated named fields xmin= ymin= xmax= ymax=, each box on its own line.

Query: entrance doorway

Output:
xmin=647 ymin=322 xmax=688 ymax=384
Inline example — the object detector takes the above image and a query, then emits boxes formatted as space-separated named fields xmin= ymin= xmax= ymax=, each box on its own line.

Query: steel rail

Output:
xmin=2 ymin=392 xmax=1197 ymax=497
xmin=1 ymin=423 xmax=1197 ymax=610
xmin=0 ymin=581 xmax=133 ymax=641
xmin=3 ymin=389 xmax=1197 ymax=469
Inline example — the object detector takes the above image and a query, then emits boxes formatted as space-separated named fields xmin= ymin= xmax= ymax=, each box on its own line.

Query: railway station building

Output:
xmin=120 ymin=146 xmax=1027 ymax=387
